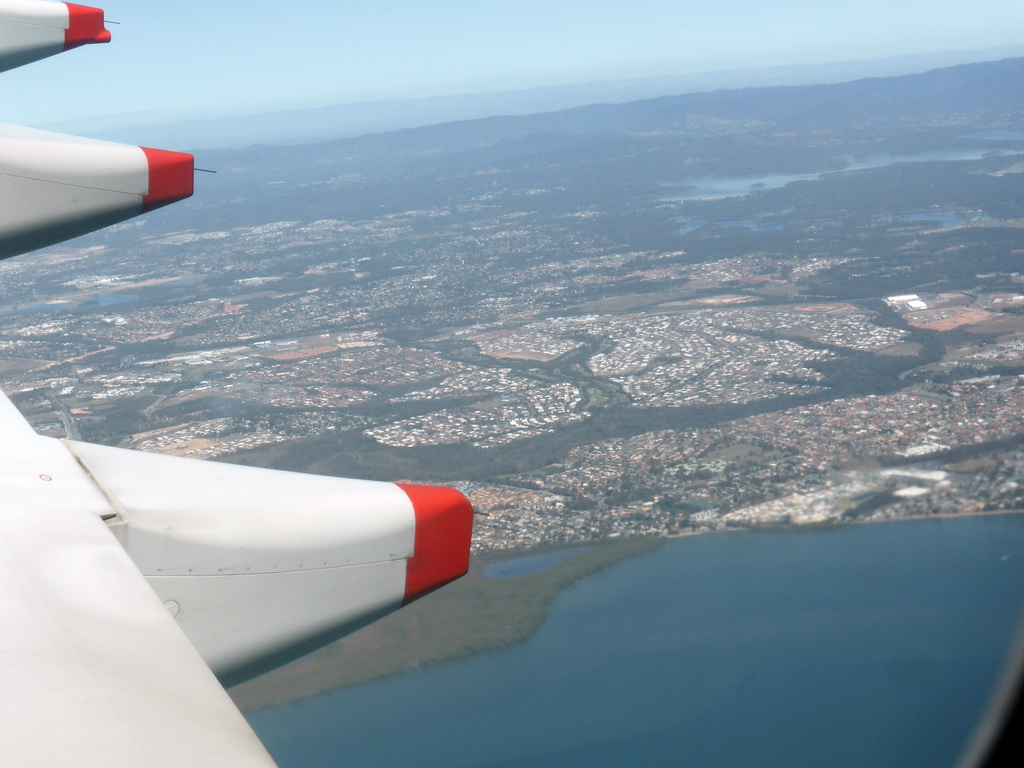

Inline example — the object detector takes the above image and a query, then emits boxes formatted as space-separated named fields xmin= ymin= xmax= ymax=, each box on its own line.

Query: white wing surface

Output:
xmin=0 ymin=3 xmax=475 ymax=762
xmin=0 ymin=123 xmax=194 ymax=259
xmin=0 ymin=0 xmax=109 ymax=74
xmin=0 ymin=2 xmax=193 ymax=262
xmin=0 ymin=394 xmax=278 ymax=767
xmin=0 ymin=384 xmax=473 ymax=761
xmin=66 ymin=438 xmax=473 ymax=686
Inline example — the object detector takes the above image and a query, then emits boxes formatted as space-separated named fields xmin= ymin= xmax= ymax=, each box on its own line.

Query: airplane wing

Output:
xmin=1 ymin=3 xmax=475 ymax=764
xmin=0 ymin=390 xmax=472 ymax=765
xmin=0 ymin=394 xmax=277 ymax=767
xmin=0 ymin=1 xmax=192 ymax=261
xmin=0 ymin=0 xmax=109 ymax=73
xmin=65 ymin=438 xmax=474 ymax=687
xmin=0 ymin=123 xmax=194 ymax=259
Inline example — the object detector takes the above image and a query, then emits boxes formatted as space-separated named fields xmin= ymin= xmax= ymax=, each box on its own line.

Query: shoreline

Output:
xmin=232 ymin=509 xmax=1023 ymax=711
xmin=847 ymin=507 xmax=1024 ymax=530
xmin=231 ymin=535 xmax=663 ymax=711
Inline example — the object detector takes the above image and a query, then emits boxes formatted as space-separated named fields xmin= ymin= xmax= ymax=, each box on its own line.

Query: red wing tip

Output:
xmin=140 ymin=147 xmax=195 ymax=213
xmin=398 ymin=483 xmax=474 ymax=605
xmin=63 ymin=4 xmax=110 ymax=50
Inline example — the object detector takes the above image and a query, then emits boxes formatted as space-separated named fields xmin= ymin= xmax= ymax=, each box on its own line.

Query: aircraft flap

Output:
xmin=0 ymin=391 xmax=278 ymax=767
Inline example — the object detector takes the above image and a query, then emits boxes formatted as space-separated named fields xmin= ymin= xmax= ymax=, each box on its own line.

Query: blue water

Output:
xmin=970 ymin=131 xmax=1024 ymax=142
xmin=0 ymin=301 xmax=69 ymax=314
xmin=678 ymin=217 xmax=787 ymax=235
xmin=0 ymin=292 xmax=138 ymax=314
xmin=95 ymin=293 xmax=140 ymax=306
xmin=664 ymin=148 xmax=1024 ymax=201
xmin=246 ymin=516 xmax=1024 ymax=768
xmin=873 ymin=211 xmax=991 ymax=229
xmin=0 ymin=277 xmax=199 ymax=315
xmin=677 ymin=215 xmax=840 ymax=236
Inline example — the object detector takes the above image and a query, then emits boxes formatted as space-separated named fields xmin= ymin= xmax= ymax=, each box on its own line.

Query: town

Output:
xmin=2 ymin=67 xmax=1024 ymax=556
xmin=1 ymin=204 xmax=1022 ymax=556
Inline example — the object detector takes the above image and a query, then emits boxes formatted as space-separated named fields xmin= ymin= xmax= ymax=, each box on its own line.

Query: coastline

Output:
xmin=855 ymin=507 xmax=1024 ymax=523
xmin=242 ymin=513 xmax=1024 ymax=768
xmin=231 ymin=508 xmax=1023 ymax=711
xmin=230 ymin=535 xmax=663 ymax=711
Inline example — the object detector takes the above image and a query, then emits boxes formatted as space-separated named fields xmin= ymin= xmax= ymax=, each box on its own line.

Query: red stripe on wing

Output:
xmin=398 ymin=483 xmax=474 ymax=605
xmin=140 ymin=147 xmax=195 ymax=213
xmin=63 ymin=4 xmax=111 ymax=50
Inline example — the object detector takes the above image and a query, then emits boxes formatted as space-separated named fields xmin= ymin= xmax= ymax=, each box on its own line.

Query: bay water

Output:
xmin=246 ymin=516 xmax=1024 ymax=767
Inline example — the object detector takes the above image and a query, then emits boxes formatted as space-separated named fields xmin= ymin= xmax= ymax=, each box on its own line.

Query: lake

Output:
xmin=246 ymin=515 xmax=1024 ymax=768
xmin=664 ymin=147 xmax=1024 ymax=201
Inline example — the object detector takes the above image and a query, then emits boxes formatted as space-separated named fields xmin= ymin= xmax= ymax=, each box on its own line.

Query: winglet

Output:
xmin=398 ymin=483 xmax=474 ymax=604
xmin=63 ymin=4 xmax=110 ymax=50
xmin=140 ymin=147 xmax=195 ymax=212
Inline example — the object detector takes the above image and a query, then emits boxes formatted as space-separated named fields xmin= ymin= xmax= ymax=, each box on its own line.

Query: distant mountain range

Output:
xmin=62 ymin=46 xmax=1024 ymax=151
xmin=142 ymin=55 xmax=1022 ymax=237
xmin=198 ymin=56 xmax=1024 ymax=174
xmin=333 ymin=57 xmax=1024 ymax=153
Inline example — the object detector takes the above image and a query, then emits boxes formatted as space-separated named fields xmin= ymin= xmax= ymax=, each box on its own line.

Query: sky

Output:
xmin=2 ymin=0 xmax=1024 ymax=133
